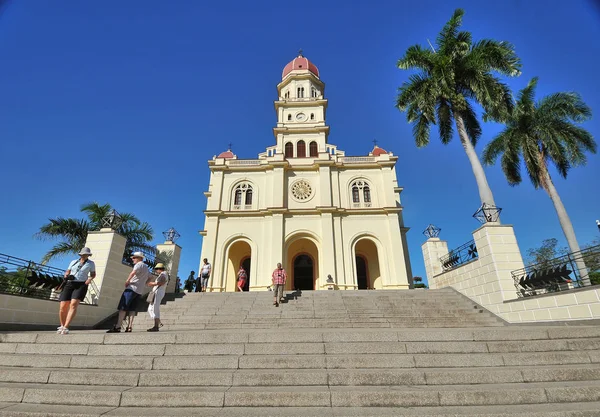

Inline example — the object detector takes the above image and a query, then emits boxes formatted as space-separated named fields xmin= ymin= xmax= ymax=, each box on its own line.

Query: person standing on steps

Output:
xmin=199 ymin=258 xmax=211 ymax=292
xmin=107 ymin=252 xmax=150 ymax=333
xmin=237 ymin=265 xmax=247 ymax=292
xmin=147 ymin=263 xmax=168 ymax=332
xmin=185 ymin=271 xmax=195 ymax=292
xmin=271 ymin=263 xmax=287 ymax=307
xmin=57 ymin=247 xmax=96 ymax=335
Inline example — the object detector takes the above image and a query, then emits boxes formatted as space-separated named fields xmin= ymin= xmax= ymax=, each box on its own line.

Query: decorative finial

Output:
xmin=473 ymin=203 xmax=502 ymax=224
xmin=162 ymin=227 xmax=181 ymax=243
xmin=228 ymin=142 xmax=232 ymax=151
xmin=423 ymin=224 xmax=441 ymax=238
xmin=298 ymin=49 xmax=303 ymax=57
xmin=372 ymin=139 xmax=378 ymax=147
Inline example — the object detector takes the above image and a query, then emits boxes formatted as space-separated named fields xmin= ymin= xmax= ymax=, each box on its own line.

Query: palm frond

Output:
xmin=460 ymin=102 xmax=482 ymax=145
xmin=413 ymin=113 xmax=431 ymax=148
xmin=437 ymin=99 xmax=453 ymax=144
xmin=537 ymin=92 xmax=592 ymax=123
xmin=437 ymin=8 xmax=465 ymax=53
xmin=41 ymin=241 xmax=80 ymax=265
xmin=468 ymin=39 xmax=521 ymax=77
xmin=397 ymin=45 xmax=435 ymax=72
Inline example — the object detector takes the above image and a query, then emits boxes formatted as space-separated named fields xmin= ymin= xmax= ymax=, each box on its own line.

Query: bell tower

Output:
xmin=272 ymin=51 xmax=330 ymax=158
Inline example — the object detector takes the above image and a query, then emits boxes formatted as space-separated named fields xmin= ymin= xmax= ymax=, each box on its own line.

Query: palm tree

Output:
xmin=482 ymin=77 xmax=597 ymax=284
xmin=36 ymin=202 xmax=154 ymax=264
xmin=396 ymin=8 xmax=521 ymax=215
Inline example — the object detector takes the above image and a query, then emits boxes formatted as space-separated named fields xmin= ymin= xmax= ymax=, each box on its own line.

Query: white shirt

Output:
xmin=201 ymin=263 xmax=211 ymax=277
xmin=128 ymin=262 xmax=150 ymax=294
xmin=67 ymin=259 xmax=96 ymax=282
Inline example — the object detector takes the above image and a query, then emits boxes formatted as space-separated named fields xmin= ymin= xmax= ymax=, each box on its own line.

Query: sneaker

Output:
xmin=59 ymin=328 xmax=69 ymax=335
xmin=147 ymin=327 xmax=159 ymax=332
xmin=56 ymin=326 xmax=64 ymax=333
xmin=106 ymin=327 xmax=121 ymax=333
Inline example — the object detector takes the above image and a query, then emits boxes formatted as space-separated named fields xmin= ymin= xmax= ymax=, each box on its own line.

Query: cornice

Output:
xmin=204 ymin=206 xmax=404 ymax=218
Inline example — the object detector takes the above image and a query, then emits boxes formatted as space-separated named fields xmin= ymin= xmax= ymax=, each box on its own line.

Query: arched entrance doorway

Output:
xmin=293 ymin=254 xmax=314 ymax=290
xmin=355 ymin=238 xmax=382 ymax=290
xmin=225 ymin=240 xmax=251 ymax=292
xmin=240 ymin=257 xmax=251 ymax=292
xmin=285 ymin=235 xmax=319 ymax=291
xmin=356 ymin=256 xmax=368 ymax=289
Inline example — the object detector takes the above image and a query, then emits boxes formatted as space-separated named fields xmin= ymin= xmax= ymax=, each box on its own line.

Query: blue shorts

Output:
xmin=117 ymin=289 xmax=141 ymax=312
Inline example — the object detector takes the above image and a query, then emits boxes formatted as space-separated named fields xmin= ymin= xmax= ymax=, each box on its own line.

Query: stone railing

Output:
xmin=228 ymin=160 xmax=261 ymax=166
xmin=340 ymin=157 xmax=376 ymax=164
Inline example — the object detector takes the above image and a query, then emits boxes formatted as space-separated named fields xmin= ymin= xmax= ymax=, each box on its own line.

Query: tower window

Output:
xmin=297 ymin=87 xmax=304 ymax=98
xmin=297 ymin=140 xmax=306 ymax=158
xmin=311 ymin=87 xmax=317 ymax=98
xmin=285 ymin=142 xmax=294 ymax=158
xmin=232 ymin=182 xmax=253 ymax=210
xmin=310 ymin=113 xmax=315 ymax=120
xmin=350 ymin=180 xmax=372 ymax=208
xmin=287 ymin=114 xmax=292 ymax=121
xmin=284 ymin=91 xmax=290 ymax=99
xmin=309 ymin=141 xmax=318 ymax=157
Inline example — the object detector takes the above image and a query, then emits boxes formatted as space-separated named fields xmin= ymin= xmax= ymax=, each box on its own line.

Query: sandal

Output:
xmin=125 ymin=327 xmax=132 ymax=333
xmin=147 ymin=326 xmax=159 ymax=332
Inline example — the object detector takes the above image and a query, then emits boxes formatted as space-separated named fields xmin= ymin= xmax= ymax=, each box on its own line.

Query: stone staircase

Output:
xmin=0 ymin=288 xmax=599 ymax=416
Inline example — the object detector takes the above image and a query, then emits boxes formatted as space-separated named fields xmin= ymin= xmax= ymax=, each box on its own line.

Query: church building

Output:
xmin=199 ymin=53 xmax=413 ymax=292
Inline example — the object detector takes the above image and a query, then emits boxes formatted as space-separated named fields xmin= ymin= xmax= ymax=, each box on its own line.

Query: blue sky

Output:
xmin=0 ymin=0 xmax=599 ymax=286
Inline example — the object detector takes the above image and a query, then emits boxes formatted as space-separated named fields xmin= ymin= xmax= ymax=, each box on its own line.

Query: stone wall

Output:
xmin=0 ymin=229 xmax=181 ymax=328
xmin=422 ymin=224 xmax=600 ymax=323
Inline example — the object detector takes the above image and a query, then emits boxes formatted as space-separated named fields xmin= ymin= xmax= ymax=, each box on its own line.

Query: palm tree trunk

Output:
xmin=540 ymin=167 xmax=590 ymax=286
xmin=454 ymin=114 xmax=499 ymax=219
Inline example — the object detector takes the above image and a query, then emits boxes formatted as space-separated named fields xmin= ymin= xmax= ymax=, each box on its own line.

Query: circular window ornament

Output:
xmin=290 ymin=179 xmax=314 ymax=202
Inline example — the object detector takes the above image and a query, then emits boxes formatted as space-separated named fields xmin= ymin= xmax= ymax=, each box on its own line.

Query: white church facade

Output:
xmin=199 ymin=53 xmax=413 ymax=292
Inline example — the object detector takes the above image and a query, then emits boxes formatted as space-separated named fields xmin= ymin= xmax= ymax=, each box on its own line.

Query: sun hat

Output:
xmin=154 ymin=263 xmax=165 ymax=270
xmin=131 ymin=251 xmax=145 ymax=260
xmin=79 ymin=247 xmax=92 ymax=256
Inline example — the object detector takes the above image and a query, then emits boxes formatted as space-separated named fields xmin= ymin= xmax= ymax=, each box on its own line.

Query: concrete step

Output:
xmin=1 ymin=380 xmax=600 ymax=408
xmin=3 ymin=402 xmax=600 ymax=416
xmin=2 ymin=338 xmax=599 ymax=356
xmin=1 ymin=365 xmax=599 ymax=387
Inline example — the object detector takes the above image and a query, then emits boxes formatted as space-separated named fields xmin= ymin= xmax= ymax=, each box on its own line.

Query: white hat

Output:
xmin=79 ymin=247 xmax=92 ymax=256
xmin=131 ymin=251 xmax=145 ymax=260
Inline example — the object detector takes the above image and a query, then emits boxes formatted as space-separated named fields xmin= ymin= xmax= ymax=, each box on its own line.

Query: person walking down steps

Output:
xmin=271 ymin=262 xmax=287 ymax=307
xmin=147 ymin=263 xmax=168 ymax=332
xmin=237 ymin=265 xmax=247 ymax=292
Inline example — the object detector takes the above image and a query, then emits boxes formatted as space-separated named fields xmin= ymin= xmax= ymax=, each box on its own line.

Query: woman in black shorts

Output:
xmin=57 ymin=247 xmax=96 ymax=335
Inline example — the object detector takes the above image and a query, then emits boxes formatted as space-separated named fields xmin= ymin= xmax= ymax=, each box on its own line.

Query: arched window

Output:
xmin=284 ymin=91 xmax=289 ymax=99
xmin=310 ymin=113 xmax=315 ymax=120
xmin=297 ymin=87 xmax=304 ymax=98
xmin=233 ymin=183 xmax=253 ymax=210
xmin=363 ymin=186 xmax=371 ymax=203
xmin=297 ymin=140 xmax=306 ymax=158
xmin=352 ymin=186 xmax=360 ymax=203
xmin=285 ymin=142 xmax=294 ymax=158
xmin=350 ymin=180 xmax=372 ymax=208
xmin=311 ymin=87 xmax=317 ymax=98
xmin=287 ymin=114 xmax=292 ymax=121
xmin=309 ymin=141 xmax=318 ymax=157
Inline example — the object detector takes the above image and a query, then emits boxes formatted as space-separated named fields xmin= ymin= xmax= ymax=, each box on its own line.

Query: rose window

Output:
xmin=291 ymin=180 xmax=313 ymax=201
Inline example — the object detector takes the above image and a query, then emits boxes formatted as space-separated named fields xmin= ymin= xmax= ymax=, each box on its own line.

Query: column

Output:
xmin=155 ymin=241 xmax=182 ymax=293
xmin=320 ymin=212 xmax=336 ymax=289
xmin=421 ymin=237 xmax=449 ymax=288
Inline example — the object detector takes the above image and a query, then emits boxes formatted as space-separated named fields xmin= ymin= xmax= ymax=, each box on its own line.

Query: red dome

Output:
xmin=217 ymin=150 xmax=234 ymax=159
xmin=372 ymin=146 xmax=388 ymax=156
xmin=282 ymin=53 xmax=319 ymax=79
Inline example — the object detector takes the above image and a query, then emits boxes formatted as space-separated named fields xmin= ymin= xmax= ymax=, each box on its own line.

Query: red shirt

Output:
xmin=272 ymin=268 xmax=287 ymax=285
